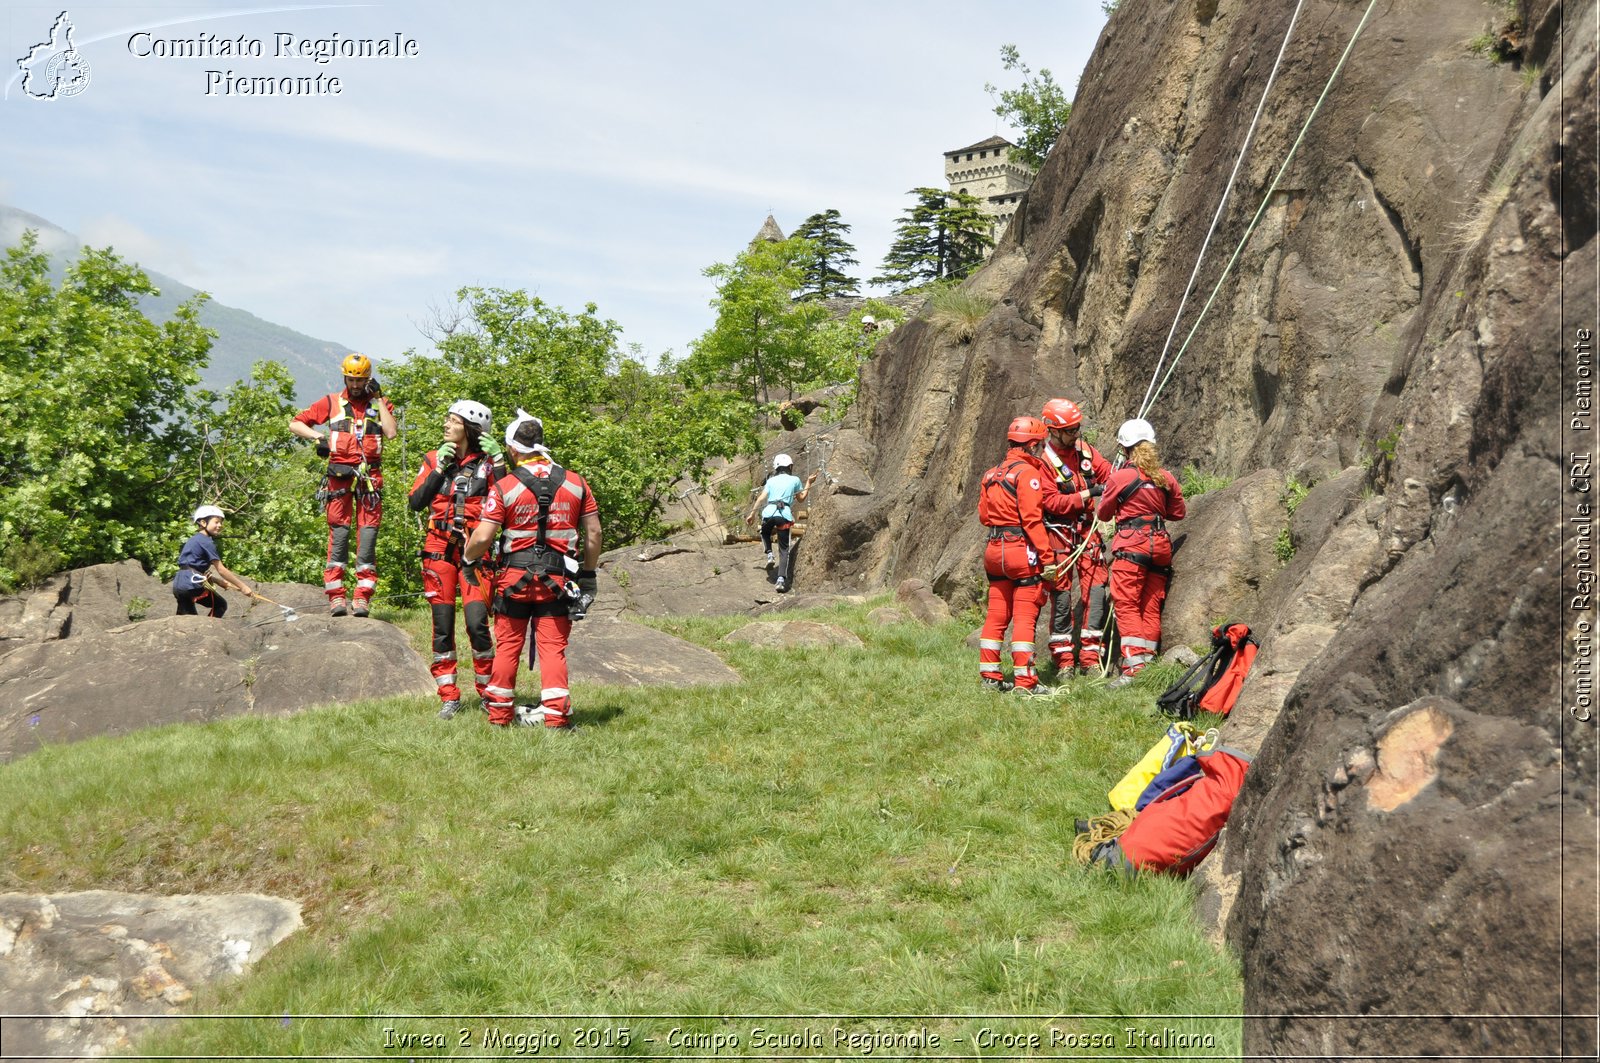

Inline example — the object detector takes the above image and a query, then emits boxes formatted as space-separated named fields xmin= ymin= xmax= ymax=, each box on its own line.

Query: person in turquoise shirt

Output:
xmin=744 ymin=453 xmax=816 ymax=593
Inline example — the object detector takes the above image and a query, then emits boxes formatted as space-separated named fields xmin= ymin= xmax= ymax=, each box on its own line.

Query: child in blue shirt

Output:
xmin=173 ymin=505 xmax=257 ymax=618
xmin=744 ymin=453 xmax=817 ymax=593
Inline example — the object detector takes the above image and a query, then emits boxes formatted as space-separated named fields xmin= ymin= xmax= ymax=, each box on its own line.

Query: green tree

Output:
xmin=791 ymin=210 xmax=860 ymax=300
xmin=380 ymin=288 xmax=756 ymax=551
xmin=687 ymin=236 xmax=828 ymax=405
xmin=985 ymin=44 xmax=1073 ymax=170
xmin=0 ymin=231 xmax=212 ymax=589
xmin=873 ymin=188 xmax=994 ymax=291
xmin=177 ymin=361 xmax=327 ymax=586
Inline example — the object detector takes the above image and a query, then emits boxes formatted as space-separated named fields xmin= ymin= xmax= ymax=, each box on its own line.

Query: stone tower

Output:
xmin=943 ymin=135 xmax=1033 ymax=244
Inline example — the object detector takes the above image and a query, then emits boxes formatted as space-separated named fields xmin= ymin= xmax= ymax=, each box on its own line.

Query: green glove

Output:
xmin=437 ymin=441 xmax=456 ymax=465
xmin=481 ymin=435 xmax=503 ymax=459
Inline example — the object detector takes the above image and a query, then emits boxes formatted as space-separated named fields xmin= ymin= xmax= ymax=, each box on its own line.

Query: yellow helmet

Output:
xmin=341 ymin=353 xmax=372 ymax=379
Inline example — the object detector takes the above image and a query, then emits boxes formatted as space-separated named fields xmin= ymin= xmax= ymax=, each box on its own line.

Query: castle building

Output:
xmin=944 ymin=135 xmax=1034 ymax=245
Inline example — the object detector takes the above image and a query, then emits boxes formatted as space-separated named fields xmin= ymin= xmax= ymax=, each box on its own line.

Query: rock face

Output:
xmin=0 ymin=609 xmax=435 ymax=762
xmin=792 ymin=0 xmax=1592 ymax=1052
xmin=0 ymin=891 xmax=301 ymax=1061
xmin=0 ymin=561 xmax=166 ymax=646
xmin=723 ymin=620 xmax=864 ymax=649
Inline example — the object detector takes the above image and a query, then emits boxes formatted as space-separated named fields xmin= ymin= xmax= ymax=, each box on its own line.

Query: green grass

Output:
xmin=0 ymin=599 xmax=1241 ymax=1056
xmin=1179 ymin=463 xmax=1231 ymax=499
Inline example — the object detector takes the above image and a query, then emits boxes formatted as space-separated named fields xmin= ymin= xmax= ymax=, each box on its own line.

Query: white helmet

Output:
xmin=1116 ymin=418 xmax=1156 ymax=448
xmin=773 ymin=453 xmax=794 ymax=471
xmin=193 ymin=504 xmax=225 ymax=523
xmin=861 ymin=315 xmax=877 ymax=326
xmin=447 ymin=399 xmax=492 ymax=433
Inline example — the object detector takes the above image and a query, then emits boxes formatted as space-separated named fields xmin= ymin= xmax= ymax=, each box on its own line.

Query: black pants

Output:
xmin=175 ymin=588 xmax=228 ymax=617
xmin=760 ymin=518 xmax=793 ymax=579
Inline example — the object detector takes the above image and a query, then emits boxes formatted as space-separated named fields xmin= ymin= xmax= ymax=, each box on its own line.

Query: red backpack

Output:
xmin=1156 ymin=622 xmax=1259 ymax=719
xmin=1094 ymin=747 xmax=1251 ymax=876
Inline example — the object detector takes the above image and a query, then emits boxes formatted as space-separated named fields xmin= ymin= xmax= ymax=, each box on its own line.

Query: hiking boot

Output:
xmin=351 ymin=602 xmax=370 ymax=618
xmin=437 ymin=699 xmax=461 ymax=721
xmin=775 ymin=577 xmax=788 ymax=593
xmin=1107 ymin=674 xmax=1134 ymax=690
xmin=329 ymin=601 xmax=347 ymax=617
xmin=1013 ymin=683 xmax=1058 ymax=699
xmin=765 ymin=551 xmax=776 ymax=568
xmin=981 ymin=677 xmax=1014 ymax=693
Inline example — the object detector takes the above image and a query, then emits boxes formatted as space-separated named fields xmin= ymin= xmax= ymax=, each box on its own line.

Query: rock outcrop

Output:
xmin=0 ymin=891 xmax=301 ymax=1061
xmin=0 ymin=604 xmax=435 ymax=762
xmin=790 ymin=0 xmax=1592 ymax=1053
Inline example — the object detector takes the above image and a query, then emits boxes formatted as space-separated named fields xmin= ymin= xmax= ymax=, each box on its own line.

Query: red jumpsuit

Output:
xmin=409 ymin=447 xmax=501 ymax=706
xmin=1096 ymin=466 xmax=1186 ymax=676
xmin=977 ymin=447 xmax=1058 ymax=689
xmin=1041 ymin=439 xmax=1113 ymax=671
xmin=480 ymin=457 xmax=597 ymax=728
xmin=292 ymin=390 xmax=394 ymax=611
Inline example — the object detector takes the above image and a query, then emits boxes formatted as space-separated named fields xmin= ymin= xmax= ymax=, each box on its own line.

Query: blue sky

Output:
xmin=3 ymin=1 xmax=1106 ymax=365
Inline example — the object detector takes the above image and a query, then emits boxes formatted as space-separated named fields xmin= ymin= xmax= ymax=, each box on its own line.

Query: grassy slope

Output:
xmin=0 ymin=600 xmax=1241 ymax=1056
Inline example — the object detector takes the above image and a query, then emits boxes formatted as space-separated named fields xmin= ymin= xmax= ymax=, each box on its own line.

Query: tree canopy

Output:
xmin=0 ymin=231 xmax=213 ymax=587
xmin=686 ymin=236 xmax=830 ymax=405
xmin=790 ymin=210 xmax=860 ymax=301
xmin=985 ymin=44 xmax=1072 ymax=170
xmin=873 ymin=188 xmax=994 ymax=291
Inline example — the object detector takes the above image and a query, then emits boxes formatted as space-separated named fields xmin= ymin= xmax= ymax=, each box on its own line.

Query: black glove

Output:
xmin=462 ymin=559 xmax=483 ymax=588
xmin=1088 ymin=483 xmax=1105 ymax=498
xmin=315 ymin=440 xmax=330 ymax=458
xmin=365 ymin=378 xmax=382 ymax=398
xmin=570 ymin=569 xmax=598 ymax=621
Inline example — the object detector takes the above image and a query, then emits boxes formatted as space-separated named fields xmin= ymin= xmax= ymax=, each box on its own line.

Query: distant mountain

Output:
xmin=0 ymin=205 xmax=346 ymax=403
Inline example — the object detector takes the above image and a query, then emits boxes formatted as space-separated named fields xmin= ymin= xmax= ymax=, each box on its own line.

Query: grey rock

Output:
xmin=895 ymin=579 xmax=952 ymax=625
xmin=567 ymin=617 xmax=740 ymax=688
xmin=0 ymin=613 xmax=434 ymax=762
xmin=0 ymin=891 xmax=301 ymax=1061
xmin=0 ymin=561 xmax=166 ymax=645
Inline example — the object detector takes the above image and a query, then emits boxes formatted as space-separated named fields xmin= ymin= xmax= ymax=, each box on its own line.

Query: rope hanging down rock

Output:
xmin=1137 ymin=0 xmax=1383 ymax=421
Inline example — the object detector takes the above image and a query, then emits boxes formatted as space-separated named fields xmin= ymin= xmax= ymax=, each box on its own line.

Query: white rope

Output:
xmin=1139 ymin=0 xmax=1383 ymax=420
xmin=1140 ymin=0 xmax=1307 ymax=416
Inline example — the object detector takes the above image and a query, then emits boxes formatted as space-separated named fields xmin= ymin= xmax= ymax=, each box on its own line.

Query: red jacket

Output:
xmin=409 ymin=448 xmax=500 ymax=549
xmin=293 ymin=389 xmax=394 ymax=468
xmin=978 ymin=447 xmax=1056 ymax=565
xmin=1096 ymin=466 xmax=1186 ymax=552
xmin=482 ymin=458 xmax=597 ymax=558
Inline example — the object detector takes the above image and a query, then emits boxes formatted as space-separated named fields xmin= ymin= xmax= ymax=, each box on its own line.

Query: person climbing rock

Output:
xmin=288 ymin=353 xmax=397 ymax=617
xmin=977 ymin=416 xmax=1060 ymax=697
xmin=409 ymin=399 xmax=502 ymax=720
xmin=172 ymin=505 xmax=257 ymax=618
xmin=465 ymin=410 xmax=601 ymax=730
xmin=1039 ymin=398 xmax=1113 ymax=675
xmin=745 ymin=453 xmax=816 ymax=594
xmin=1096 ymin=418 xmax=1186 ymax=685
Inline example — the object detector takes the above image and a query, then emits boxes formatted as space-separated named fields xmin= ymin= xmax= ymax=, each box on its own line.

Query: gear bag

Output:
xmin=1106 ymin=721 xmax=1218 ymax=812
xmin=1090 ymin=747 xmax=1252 ymax=877
xmin=1156 ymin=622 xmax=1259 ymax=720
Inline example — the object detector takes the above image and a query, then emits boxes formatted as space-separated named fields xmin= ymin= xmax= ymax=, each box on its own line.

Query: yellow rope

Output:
xmin=1072 ymin=808 xmax=1135 ymax=864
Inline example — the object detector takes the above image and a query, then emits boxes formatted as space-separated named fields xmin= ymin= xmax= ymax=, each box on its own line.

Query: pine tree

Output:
xmin=791 ymin=210 xmax=860 ymax=300
xmin=872 ymin=188 xmax=994 ymax=291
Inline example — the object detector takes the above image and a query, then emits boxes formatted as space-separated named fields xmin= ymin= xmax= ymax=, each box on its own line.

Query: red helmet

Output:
xmin=1041 ymin=398 xmax=1082 ymax=429
xmin=1006 ymin=415 xmax=1048 ymax=444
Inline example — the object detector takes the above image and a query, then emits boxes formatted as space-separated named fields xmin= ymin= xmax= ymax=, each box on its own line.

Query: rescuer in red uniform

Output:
xmin=409 ymin=399 xmax=502 ymax=720
xmin=977 ymin=415 xmax=1061 ymax=697
xmin=289 ymin=353 xmax=397 ymax=617
xmin=1096 ymin=418 xmax=1187 ymax=685
xmin=1038 ymin=398 xmax=1113 ymax=675
xmin=464 ymin=410 xmax=601 ymax=730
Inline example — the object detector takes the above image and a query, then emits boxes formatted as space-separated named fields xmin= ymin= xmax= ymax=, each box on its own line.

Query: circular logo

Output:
xmin=45 ymin=49 xmax=91 ymax=97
